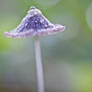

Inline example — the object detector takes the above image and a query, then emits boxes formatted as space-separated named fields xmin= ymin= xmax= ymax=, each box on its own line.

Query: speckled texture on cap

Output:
xmin=4 ymin=6 xmax=65 ymax=38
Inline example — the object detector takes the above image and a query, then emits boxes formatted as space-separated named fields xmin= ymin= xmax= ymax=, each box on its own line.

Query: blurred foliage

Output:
xmin=0 ymin=0 xmax=92 ymax=92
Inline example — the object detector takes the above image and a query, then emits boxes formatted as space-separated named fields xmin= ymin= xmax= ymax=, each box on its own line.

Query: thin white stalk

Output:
xmin=34 ymin=36 xmax=45 ymax=92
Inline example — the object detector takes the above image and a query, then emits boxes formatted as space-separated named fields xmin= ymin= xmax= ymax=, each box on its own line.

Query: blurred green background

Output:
xmin=0 ymin=0 xmax=92 ymax=92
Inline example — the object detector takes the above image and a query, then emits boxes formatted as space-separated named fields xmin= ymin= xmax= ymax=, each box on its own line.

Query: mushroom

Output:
xmin=4 ymin=6 xmax=65 ymax=92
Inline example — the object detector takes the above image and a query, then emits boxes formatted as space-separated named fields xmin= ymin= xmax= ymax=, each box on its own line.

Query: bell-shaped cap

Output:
xmin=4 ymin=6 xmax=65 ymax=38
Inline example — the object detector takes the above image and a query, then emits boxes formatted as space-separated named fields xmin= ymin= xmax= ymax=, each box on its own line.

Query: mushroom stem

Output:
xmin=34 ymin=36 xmax=45 ymax=92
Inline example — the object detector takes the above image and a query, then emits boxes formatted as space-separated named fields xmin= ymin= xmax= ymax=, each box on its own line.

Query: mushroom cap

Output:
xmin=4 ymin=6 xmax=65 ymax=38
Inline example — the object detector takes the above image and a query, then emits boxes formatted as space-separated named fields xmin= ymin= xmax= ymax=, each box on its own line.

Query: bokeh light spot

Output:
xmin=86 ymin=2 xmax=92 ymax=30
xmin=36 ymin=0 xmax=61 ymax=8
